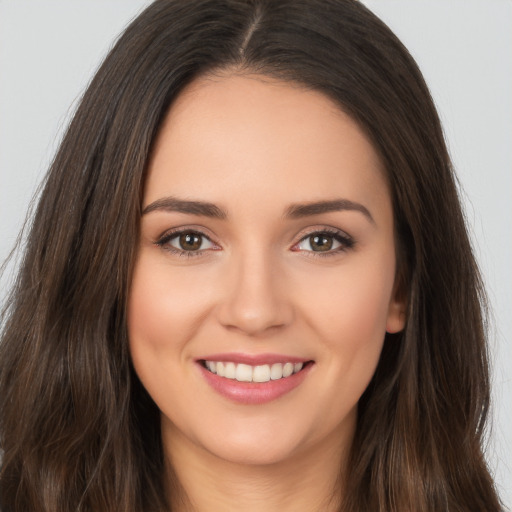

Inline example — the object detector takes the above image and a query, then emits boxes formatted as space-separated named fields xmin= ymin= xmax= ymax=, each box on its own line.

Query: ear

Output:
xmin=385 ymin=281 xmax=407 ymax=334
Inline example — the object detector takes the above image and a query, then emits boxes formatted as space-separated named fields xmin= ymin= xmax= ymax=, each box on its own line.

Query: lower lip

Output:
xmin=198 ymin=362 xmax=313 ymax=405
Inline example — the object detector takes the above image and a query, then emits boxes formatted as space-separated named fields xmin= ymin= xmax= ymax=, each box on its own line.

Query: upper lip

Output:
xmin=198 ymin=352 xmax=311 ymax=366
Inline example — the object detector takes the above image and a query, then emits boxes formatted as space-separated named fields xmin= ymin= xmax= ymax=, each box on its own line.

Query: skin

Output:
xmin=128 ymin=73 xmax=405 ymax=512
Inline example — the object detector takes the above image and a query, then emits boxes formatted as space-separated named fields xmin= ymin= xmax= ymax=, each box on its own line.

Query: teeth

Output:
xmin=235 ymin=363 xmax=253 ymax=382
xmin=225 ymin=362 xmax=236 ymax=379
xmin=253 ymin=364 xmax=271 ymax=383
xmin=283 ymin=362 xmax=294 ymax=377
xmin=270 ymin=363 xmax=283 ymax=380
xmin=204 ymin=360 xmax=305 ymax=382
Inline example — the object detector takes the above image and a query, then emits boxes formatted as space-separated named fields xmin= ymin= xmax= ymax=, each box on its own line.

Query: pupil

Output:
xmin=311 ymin=234 xmax=332 ymax=251
xmin=180 ymin=233 xmax=201 ymax=250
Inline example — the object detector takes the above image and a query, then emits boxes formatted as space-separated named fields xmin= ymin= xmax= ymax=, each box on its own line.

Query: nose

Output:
xmin=216 ymin=249 xmax=294 ymax=336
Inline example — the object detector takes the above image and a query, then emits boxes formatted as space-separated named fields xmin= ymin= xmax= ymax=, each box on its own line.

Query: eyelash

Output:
xmin=293 ymin=228 xmax=355 ymax=258
xmin=154 ymin=227 xmax=355 ymax=259
xmin=155 ymin=229 xmax=218 ymax=259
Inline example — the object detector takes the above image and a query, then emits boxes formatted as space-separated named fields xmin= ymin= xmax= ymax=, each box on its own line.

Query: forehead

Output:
xmin=145 ymin=73 xmax=390 ymax=217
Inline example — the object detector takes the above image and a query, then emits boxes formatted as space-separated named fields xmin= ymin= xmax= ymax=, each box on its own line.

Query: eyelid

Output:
xmin=154 ymin=226 xmax=221 ymax=257
xmin=153 ymin=224 xmax=355 ymax=258
xmin=291 ymin=226 xmax=355 ymax=256
xmin=168 ymin=232 xmax=215 ymax=251
xmin=155 ymin=225 xmax=218 ymax=243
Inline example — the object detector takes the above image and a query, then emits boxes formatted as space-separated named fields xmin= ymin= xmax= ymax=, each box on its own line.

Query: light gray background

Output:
xmin=1 ymin=0 xmax=511 ymax=507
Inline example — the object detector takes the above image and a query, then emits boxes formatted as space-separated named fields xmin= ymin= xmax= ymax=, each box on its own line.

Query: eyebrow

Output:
xmin=142 ymin=196 xmax=374 ymax=224
xmin=284 ymin=199 xmax=374 ymax=224
xmin=142 ymin=196 xmax=227 ymax=219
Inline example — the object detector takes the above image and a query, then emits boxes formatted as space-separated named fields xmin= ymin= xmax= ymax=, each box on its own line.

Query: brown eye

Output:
xmin=159 ymin=230 xmax=215 ymax=253
xmin=179 ymin=232 xmax=203 ymax=251
xmin=309 ymin=234 xmax=334 ymax=252
xmin=294 ymin=230 xmax=354 ymax=255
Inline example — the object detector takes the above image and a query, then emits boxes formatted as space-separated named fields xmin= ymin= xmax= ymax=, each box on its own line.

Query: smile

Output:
xmin=203 ymin=361 xmax=304 ymax=382
xmin=198 ymin=356 xmax=314 ymax=405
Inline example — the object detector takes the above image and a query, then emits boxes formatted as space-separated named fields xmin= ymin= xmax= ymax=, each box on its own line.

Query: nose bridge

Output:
xmin=217 ymin=242 xmax=293 ymax=335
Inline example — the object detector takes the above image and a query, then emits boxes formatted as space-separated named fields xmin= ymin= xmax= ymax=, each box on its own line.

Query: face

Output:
xmin=128 ymin=73 xmax=405 ymax=467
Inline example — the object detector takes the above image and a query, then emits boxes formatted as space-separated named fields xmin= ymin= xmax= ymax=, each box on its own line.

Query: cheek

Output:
xmin=127 ymin=255 xmax=214 ymax=404
xmin=295 ymin=254 xmax=396 ymax=396
xmin=126 ymin=254 xmax=223 ymax=434
xmin=128 ymin=256 xmax=212 ymax=352
xmin=301 ymin=259 xmax=395 ymax=343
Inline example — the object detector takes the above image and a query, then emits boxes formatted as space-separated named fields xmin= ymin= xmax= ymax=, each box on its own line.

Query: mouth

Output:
xmin=197 ymin=357 xmax=314 ymax=405
xmin=200 ymin=359 xmax=313 ymax=383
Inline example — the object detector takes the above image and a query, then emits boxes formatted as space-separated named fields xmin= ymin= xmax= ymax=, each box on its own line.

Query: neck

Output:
xmin=163 ymin=423 xmax=350 ymax=512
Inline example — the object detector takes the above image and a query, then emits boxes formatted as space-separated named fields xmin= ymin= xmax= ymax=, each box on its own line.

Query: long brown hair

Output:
xmin=0 ymin=1 xmax=502 ymax=510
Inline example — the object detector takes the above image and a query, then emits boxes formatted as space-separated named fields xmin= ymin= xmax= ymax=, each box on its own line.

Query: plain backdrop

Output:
xmin=1 ymin=0 xmax=511 ymax=508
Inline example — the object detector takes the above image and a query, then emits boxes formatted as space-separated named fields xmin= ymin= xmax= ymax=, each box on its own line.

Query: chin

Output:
xmin=194 ymin=419 xmax=318 ymax=467
xmin=206 ymin=439 xmax=300 ymax=467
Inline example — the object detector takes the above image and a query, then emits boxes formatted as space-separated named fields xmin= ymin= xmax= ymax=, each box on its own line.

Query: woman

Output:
xmin=0 ymin=0 xmax=503 ymax=510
